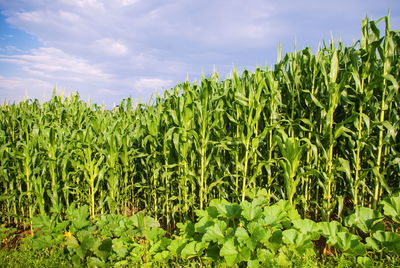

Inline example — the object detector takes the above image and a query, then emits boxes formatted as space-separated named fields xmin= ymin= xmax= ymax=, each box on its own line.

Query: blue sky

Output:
xmin=0 ymin=0 xmax=399 ymax=107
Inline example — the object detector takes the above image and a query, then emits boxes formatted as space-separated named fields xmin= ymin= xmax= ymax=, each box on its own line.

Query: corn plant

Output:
xmin=0 ymin=15 xmax=398 ymax=229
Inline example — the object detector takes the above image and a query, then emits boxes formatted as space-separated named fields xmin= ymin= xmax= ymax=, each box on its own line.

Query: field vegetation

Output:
xmin=0 ymin=16 xmax=399 ymax=266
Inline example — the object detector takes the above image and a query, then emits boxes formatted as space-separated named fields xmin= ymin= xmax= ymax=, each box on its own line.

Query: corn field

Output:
xmin=0 ymin=16 xmax=399 ymax=230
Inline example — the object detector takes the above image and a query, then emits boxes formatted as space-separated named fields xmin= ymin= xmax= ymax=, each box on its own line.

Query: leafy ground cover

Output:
xmin=1 ymin=192 xmax=399 ymax=267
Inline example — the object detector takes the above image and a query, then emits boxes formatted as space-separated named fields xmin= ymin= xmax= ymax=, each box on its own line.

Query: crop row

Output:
xmin=0 ymin=16 xmax=399 ymax=228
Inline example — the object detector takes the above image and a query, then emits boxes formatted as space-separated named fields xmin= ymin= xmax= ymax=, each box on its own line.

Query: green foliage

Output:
xmin=0 ymin=245 xmax=70 ymax=268
xmin=168 ymin=197 xmax=399 ymax=266
xmin=382 ymin=194 xmax=400 ymax=223
xmin=0 ymin=15 xmax=399 ymax=228
xmin=30 ymin=205 xmax=172 ymax=266
xmin=366 ymin=231 xmax=400 ymax=255
xmin=1 ymin=195 xmax=400 ymax=266
xmin=0 ymin=14 xmax=399 ymax=267
xmin=344 ymin=207 xmax=385 ymax=233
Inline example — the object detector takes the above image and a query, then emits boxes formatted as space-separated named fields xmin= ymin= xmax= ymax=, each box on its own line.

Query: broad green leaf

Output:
xmin=220 ymin=239 xmax=238 ymax=266
xmin=181 ymin=241 xmax=198 ymax=258
xmin=32 ymin=235 xmax=57 ymax=249
xmin=235 ymin=226 xmax=249 ymax=242
xmin=344 ymin=207 xmax=384 ymax=233
xmin=177 ymin=221 xmax=195 ymax=237
xmin=202 ymin=221 xmax=226 ymax=243
xmin=357 ymin=256 xmax=374 ymax=268
xmin=248 ymin=259 xmax=261 ymax=268
xmin=292 ymin=219 xmax=320 ymax=240
xmin=194 ymin=216 xmax=214 ymax=233
xmin=145 ymin=227 xmax=165 ymax=241
xmin=87 ymin=257 xmax=104 ymax=267
xmin=370 ymin=231 xmax=400 ymax=254
xmin=282 ymin=229 xmax=314 ymax=255
xmin=238 ymin=246 xmax=251 ymax=262
xmin=112 ymin=239 xmax=129 ymax=258
xmin=77 ymin=230 xmax=97 ymax=251
xmin=167 ymin=238 xmax=187 ymax=256
xmin=335 ymin=232 xmax=366 ymax=256
xmin=241 ymin=200 xmax=262 ymax=221
xmin=66 ymin=205 xmax=91 ymax=231
xmin=318 ymin=221 xmax=347 ymax=245
xmin=206 ymin=243 xmax=220 ymax=260
xmin=381 ymin=195 xmax=400 ymax=223
xmin=225 ymin=203 xmax=242 ymax=219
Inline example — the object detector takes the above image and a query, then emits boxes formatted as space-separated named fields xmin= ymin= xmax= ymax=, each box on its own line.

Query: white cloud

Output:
xmin=117 ymin=0 xmax=140 ymax=6
xmin=59 ymin=11 xmax=81 ymax=23
xmin=15 ymin=11 xmax=43 ymax=23
xmin=0 ymin=47 xmax=113 ymax=82
xmin=62 ymin=0 xmax=104 ymax=9
xmin=0 ymin=75 xmax=55 ymax=103
xmin=132 ymin=78 xmax=173 ymax=92
xmin=92 ymin=38 xmax=129 ymax=56
xmin=0 ymin=0 xmax=399 ymax=106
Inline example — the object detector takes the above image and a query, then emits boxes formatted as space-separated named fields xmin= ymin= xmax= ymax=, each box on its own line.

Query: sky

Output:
xmin=0 ymin=0 xmax=399 ymax=107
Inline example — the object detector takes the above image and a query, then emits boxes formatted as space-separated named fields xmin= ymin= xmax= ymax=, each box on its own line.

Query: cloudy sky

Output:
xmin=0 ymin=0 xmax=399 ymax=107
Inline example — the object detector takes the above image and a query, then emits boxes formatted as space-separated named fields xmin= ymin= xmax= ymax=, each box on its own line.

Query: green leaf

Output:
xmin=206 ymin=206 xmax=219 ymax=218
xmin=66 ymin=205 xmax=91 ymax=231
xmin=357 ymin=256 xmax=374 ymax=268
xmin=383 ymin=74 xmax=399 ymax=90
xmin=202 ymin=221 xmax=226 ymax=243
xmin=248 ymin=222 xmax=268 ymax=243
xmin=225 ymin=203 xmax=242 ymax=219
xmin=235 ymin=226 xmax=249 ymax=242
xmin=282 ymin=229 xmax=314 ymax=255
xmin=77 ymin=230 xmax=97 ymax=251
xmin=234 ymin=92 xmax=249 ymax=106
xmin=98 ymin=237 xmax=112 ymax=252
xmin=87 ymin=257 xmax=104 ymax=267
xmin=209 ymin=199 xmax=232 ymax=218
xmin=241 ymin=200 xmax=262 ymax=221
xmin=72 ymin=254 xmax=82 ymax=266
xmin=177 ymin=221 xmax=195 ymax=237
xmin=145 ymin=227 xmax=165 ymax=241
xmin=309 ymin=92 xmax=324 ymax=109
xmin=167 ymin=238 xmax=187 ymax=256
xmin=32 ymin=235 xmax=56 ymax=249
xmin=64 ymin=235 xmax=80 ymax=249
xmin=344 ymin=207 xmax=384 ymax=233
xmin=338 ymin=157 xmax=351 ymax=180
xmin=248 ymin=259 xmax=261 ymax=268
xmin=335 ymin=232 xmax=366 ymax=256
xmin=112 ymin=239 xmax=128 ymax=258
xmin=292 ymin=219 xmax=320 ymax=240
xmin=220 ymin=239 xmax=238 ymax=266
xmin=194 ymin=216 xmax=213 ymax=233
xmin=181 ymin=241 xmax=198 ymax=258
xmin=154 ymin=250 xmax=171 ymax=262
xmin=257 ymin=248 xmax=274 ymax=264
xmin=370 ymin=231 xmax=400 ymax=254
xmin=365 ymin=237 xmax=380 ymax=251
xmin=318 ymin=221 xmax=347 ymax=245
xmin=206 ymin=243 xmax=220 ymax=260
xmin=381 ymin=195 xmax=400 ymax=223
xmin=238 ymin=246 xmax=251 ymax=262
